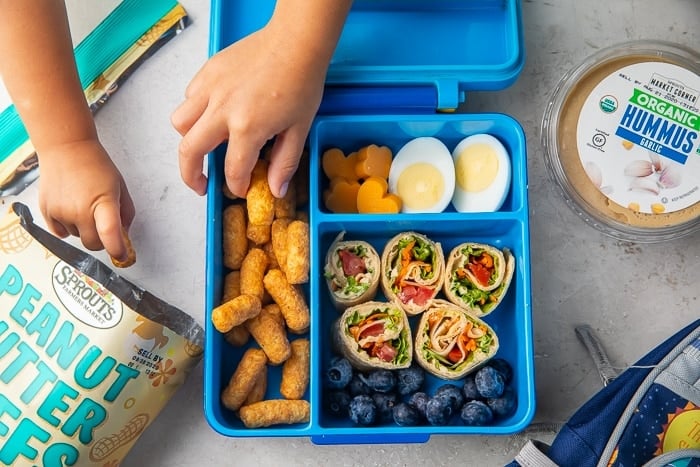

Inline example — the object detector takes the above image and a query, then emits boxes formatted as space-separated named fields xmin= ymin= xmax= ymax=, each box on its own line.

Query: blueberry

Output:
xmin=359 ymin=369 xmax=396 ymax=393
xmin=348 ymin=395 xmax=377 ymax=426
xmin=325 ymin=356 xmax=353 ymax=389
xmin=392 ymin=402 xmax=422 ymax=427
xmin=462 ymin=375 xmax=481 ymax=401
xmin=407 ymin=391 xmax=430 ymax=417
xmin=434 ymin=384 xmax=464 ymax=411
xmin=323 ymin=390 xmax=351 ymax=418
xmin=460 ymin=400 xmax=494 ymax=425
xmin=396 ymin=366 xmax=425 ymax=396
xmin=425 ymin=395 xmax=454 ymax=426
xmin=372 ymin=392 xmax=398 ymax=422
xmin=348 ymin=374 xmax=371 ymax=396
xmin=487 ymin=386 xmax=517 ymax=417
xmin=475 ymin=366 xmax=505 ymax=398
xmin=488 ymin=358 xmax=514 ymax=384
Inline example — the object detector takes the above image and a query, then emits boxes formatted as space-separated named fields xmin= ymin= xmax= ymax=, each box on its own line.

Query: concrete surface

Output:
xmin=6 ymin=0 xmax=699 ymax=465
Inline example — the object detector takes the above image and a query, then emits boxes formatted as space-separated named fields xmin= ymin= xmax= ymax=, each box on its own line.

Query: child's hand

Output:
xmin=172 ymin=21 xmax=327 ymax=199
xmin=37 ymin=139 xmax=136 ymax=262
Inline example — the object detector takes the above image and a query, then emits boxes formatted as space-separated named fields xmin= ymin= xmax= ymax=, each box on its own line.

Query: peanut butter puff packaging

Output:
xmin=0 ymin=203 xmax=204 ymax=466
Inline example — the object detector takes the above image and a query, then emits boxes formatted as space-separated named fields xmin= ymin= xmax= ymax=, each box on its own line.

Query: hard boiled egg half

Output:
xmin=388 ymin=137 xmax=456 ymax=213
xmin=451 ymin=134 xmax=511 ymax=212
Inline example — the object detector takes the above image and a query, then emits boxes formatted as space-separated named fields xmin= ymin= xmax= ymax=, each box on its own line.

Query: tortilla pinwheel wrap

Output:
xmin=443 ymin=242 xmax=515 ymax=317
xmin=414 ymin=300 xmax=499 ymax=380
xmin=332 ymin=301 xmax=413 ymax=371
xmin=323 ymin=232 xmax=381 ymax=310
xmin=380 ymin=231 xmax=445 ymax=316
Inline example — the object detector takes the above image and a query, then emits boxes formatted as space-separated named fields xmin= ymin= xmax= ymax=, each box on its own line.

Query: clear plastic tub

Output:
xmin=542 ymin=40 xmax=700 ymax=243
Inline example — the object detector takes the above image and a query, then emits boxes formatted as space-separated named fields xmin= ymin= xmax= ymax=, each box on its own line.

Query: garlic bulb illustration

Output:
xmin=648 ymin=152 xmax=662 ymax=173
xmin=585 ymin=161 xmax=614 ymax=195
xmin=584 ymin=161 xmax=602 ymax=187
xmin=628 ymin=176 xmax=660 ymax=195
xmin=625 ymin=152 xmax=680 ymax=196
xmin=623 ymin=160 xmax=654 ymax=177
xmin=657 ymin=164 xmax=682 ymax=189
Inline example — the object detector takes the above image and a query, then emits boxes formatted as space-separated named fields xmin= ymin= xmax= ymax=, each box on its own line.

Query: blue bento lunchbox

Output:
xmin=204 ymin=0 xmax=534 ymax=443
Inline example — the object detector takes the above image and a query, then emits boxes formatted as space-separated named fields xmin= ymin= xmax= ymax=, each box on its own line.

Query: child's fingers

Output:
xmin=178 ymin=112 xmax=227 ymax=195
xmin=266 ymin=127 xmax=307 ymax=198
xmin=93 ymin=201 xmax=127 ymax=260
xmin=171 ymin=95 xmax=207 ymax=137
xmin=183 ymin=63 xmax=210 ymax=99
xmin=119 ymin=179 xmax=136 ymax=230
xmin=45 ymin=217 xmax=70 ymax=239
xmin=224 ymin=138 xmax=266 ymax=199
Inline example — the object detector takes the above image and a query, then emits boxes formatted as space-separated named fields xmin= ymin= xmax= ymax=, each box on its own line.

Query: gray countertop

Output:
xmin=9 ymin=0 xmax=699 ymax=465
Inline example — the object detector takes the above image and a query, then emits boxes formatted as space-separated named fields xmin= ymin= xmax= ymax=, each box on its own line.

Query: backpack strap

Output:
xmin=521 ymin=319 xmax=700 ymax=467
xmin=597 ymin=324 xmax=700 ymax=465
xmin=513 ymin=440 xmax=560 ymax=467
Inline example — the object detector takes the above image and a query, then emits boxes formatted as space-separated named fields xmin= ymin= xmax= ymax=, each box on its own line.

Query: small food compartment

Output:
xmin=312 ymin=115 xmax=528 ymax=215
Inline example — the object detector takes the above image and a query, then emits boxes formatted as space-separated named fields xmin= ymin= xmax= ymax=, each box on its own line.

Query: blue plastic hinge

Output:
xmin=435 ymin=79 xmax=462 ymax=111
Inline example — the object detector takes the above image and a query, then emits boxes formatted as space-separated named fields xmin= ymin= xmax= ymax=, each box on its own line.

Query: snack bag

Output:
xmin=0 ymin=203 xmax=204 ymax=466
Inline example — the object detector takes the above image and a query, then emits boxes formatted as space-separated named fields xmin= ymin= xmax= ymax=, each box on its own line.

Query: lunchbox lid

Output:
xmin=209 ymin=0 xmax=525 ymax=112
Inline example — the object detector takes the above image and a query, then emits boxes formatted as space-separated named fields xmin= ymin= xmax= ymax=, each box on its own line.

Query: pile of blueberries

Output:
xmin=323 ymin=355 xmax=517 ymax=426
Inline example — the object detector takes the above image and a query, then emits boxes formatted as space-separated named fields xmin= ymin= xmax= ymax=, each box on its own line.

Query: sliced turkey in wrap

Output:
xmin=414 ymin=300 xmax=499 ymax=380
xmin=324 ymin=232 xmax=380 ymax=310
xmin=332 ymin=301 xmax=412 ymax=371
xmin=443 ymin=242 xmax=515 ymax=317
xmin=380 ymin=231 xmax=444 ymax=316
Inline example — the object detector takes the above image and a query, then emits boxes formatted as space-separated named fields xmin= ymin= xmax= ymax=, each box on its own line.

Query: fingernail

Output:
xmin=278 ymin=181 xmax=289 ymax=198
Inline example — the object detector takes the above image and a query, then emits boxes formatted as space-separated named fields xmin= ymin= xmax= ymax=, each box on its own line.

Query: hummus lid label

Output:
xmin=52 ymin=260 xmax=124 ymax=328
xmin=576 ymin=62 xmax=700 ymax=214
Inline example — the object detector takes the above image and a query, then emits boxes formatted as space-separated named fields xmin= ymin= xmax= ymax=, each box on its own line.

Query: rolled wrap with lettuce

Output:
xmin=414 ymin=299 xmax=499 ymax=380
xmin=324 ymin=232 xmax=380 ymax=310
xmin=380 ymin=231 xmax=445 ymax=316
xmin=332 ymin=301 xmax=412 ymax=371
xmin=443 ymin=242 xmax=515 ymax=316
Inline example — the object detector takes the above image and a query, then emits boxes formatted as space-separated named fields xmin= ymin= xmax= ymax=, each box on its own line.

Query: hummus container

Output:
xmin=542 ymin=40 xmax=700 ymax=243
xmin=204 ymin=0 xmax=535 ymax=443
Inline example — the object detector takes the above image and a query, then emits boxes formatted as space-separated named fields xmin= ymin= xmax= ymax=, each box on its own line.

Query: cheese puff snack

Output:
xmin=211 ymin=294 xmax=261 ymax=333
xmin=245 ymin=303 xmax=292 ymax=365
xmin=285 ymin=220 xmax=309 ymax=284
xmin=263 ymin=269 xmax=309 ymax=334
xmin=223 ymin=204 xmax=248 ymax=270
xmin=280 ymin=338 xmax=309 ymax=400
xmin=110 ymin=226 xmax=136 ymax=268
xmin=238 ymin=400 xmax=310 ymax=428
xmin=240 ymin=247 xmax=269 ymax=301
xmin=221 ymin=348 xmax=268 ymax=411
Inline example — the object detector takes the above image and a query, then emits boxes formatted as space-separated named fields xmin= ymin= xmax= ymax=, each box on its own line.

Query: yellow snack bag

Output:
xmin=0 ymin=203 xmax=203 ymax=466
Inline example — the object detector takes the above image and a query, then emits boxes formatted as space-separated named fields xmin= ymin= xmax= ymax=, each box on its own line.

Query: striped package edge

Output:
xmin=0 ymin=0 xmax=189 ymax=195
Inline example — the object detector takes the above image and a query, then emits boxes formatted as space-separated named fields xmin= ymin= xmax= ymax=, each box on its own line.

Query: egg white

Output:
xmin=388 ymin=137 xmax=456 ymax=213
xmin=451 ymin=134 xmax=511 ymax=212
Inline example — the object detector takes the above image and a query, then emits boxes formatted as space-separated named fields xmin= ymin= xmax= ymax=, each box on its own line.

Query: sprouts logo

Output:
xmin=52 ymin=261 xmax=123 ymax=329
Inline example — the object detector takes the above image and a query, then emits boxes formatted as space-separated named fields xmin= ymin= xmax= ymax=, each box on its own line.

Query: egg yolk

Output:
xmin=396 ymin=162 xmax=445 ymax=210
xmin=455 ymin=143 xmax=499 ymax=192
